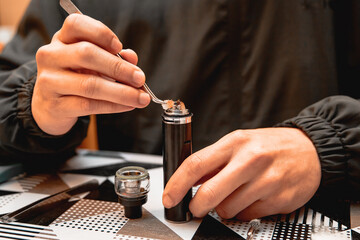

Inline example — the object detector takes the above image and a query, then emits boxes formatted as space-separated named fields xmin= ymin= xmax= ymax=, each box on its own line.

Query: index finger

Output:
xmin=162 ymin=142 xmax=232 ymax=209
xmin=57 ymin=14 xmax=122 ymax=55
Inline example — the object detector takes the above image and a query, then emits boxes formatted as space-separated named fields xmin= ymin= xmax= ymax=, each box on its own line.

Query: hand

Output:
xmin=32 ymin=14 xmax=150 ymax=135
xmin=162 ymin=127 xmax=321 ymax=220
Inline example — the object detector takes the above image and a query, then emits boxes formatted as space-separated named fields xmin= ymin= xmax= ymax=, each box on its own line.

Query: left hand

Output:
xmin=162 ymin=127 xmax=321 ymax=220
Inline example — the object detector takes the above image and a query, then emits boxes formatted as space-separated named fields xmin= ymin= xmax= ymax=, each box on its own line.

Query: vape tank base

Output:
xmin=118 ymin=195 xmax=147 ymax=219
xmin=114 ymin=166 xmax=150 ymax=219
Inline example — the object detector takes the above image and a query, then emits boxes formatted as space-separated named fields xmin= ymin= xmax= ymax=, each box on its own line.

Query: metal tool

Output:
xmin=246 ymin=219 xmax=261 ymax=240
xmin=0 ymin=179 xmax=99 ymax=223
xmin=142 ymin=83 xmax=166 ymax=105
xmin=59 ymin=0 xmax=166 ymax=106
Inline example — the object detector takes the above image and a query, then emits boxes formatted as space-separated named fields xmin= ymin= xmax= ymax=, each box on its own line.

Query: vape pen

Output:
xmin=162 ymin=100 xmax=193 ymax=222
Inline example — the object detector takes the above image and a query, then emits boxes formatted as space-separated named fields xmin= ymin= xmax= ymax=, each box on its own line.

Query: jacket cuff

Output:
xmin=17 ymin=73 xmax=89 ymax=139
xmin=276 ymin=116 xmax=347 ymax=196
xmin=17 ymin=74 xmax=46 ymax=137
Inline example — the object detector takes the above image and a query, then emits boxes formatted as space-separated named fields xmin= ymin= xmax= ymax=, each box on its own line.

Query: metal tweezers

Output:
xmin=60 ymin=0 xmax=166 ymax=106
xmin=0 ymin=179 xmax=99 ymax=223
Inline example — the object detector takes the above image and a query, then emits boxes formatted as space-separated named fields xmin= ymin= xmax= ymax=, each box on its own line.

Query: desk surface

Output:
xmin=0 ymin=149 xmax=359 ymax=240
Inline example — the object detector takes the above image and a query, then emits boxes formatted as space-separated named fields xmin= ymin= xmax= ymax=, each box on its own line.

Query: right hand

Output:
xmin=163 ymin=128 xmax=321 ymax=220
xmin=33 ymin=14 xmax=151 ymax=135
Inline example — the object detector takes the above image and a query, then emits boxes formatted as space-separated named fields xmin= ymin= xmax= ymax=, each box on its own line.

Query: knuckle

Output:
xmin=265 ymin=170 xmax=282 ymax=186
xmin=36 ymin=70 xmax=51 ymax=85
xmin=80 ymin=98 xmax=92 ymax=112
xmin=36 ymin=71 xmax=55 ymax=94
xmin=36 ymin=45 xmax=51 ymax=63
xmin=252 ymin=149 xmax=272 ymax=168
xmin=236 ymin=211 xmax=257 ymax=221
xmin=107 ymin=102 xmax=123 ymax=113
xmin=230 ymin=130 xmax=270 ymax=163
xmin=115 ymin=86 xmax=139 ymax=107
xmin=228 ymin=130 xmax=255 ymax=148
xmin=111 ymin=60 xmax=124 ymax=78
xmin=112 ymin=103 xmax=125 ymax=112
xmin=184 ymin=154 xmax=204 ymax=178
xmin=198 ymin=184 xmax=218 ymax=209
xmin=77 ymin=42 xmax=95 ymax=60
xmin=237 ymin=142 xmax=269 ymax=168
xmin=80 ymin=76 xmax=97 ymax=98
xmin=64 ymin=14 xmax=81 ymax=30
xmin=52 ymin=31 xmax=60 ymax=41
xmin=189 ymin=201 xmax=203 ymax=218
xmin=229 ymin=129 xmax=246 ymax=142
xmin=219 ymin=130 xmax=247 ymax=152
xmin=215 ymin=206 xmax=234 ymax=219
xmin=247 ymin=146 xmax=265 ymax=162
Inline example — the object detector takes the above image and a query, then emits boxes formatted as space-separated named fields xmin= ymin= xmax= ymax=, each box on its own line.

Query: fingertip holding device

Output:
xmin=114 ymin=166 xmax=150 ymax=219
xmin=162 ymin=100 xmax=193 ymax=222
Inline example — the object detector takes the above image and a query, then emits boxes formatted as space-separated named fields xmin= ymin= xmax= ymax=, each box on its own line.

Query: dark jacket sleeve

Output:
xmin=277 ymin=95 xmax=360 ymax=199
xmin=0 ymin=0 xmax=89 ymax=168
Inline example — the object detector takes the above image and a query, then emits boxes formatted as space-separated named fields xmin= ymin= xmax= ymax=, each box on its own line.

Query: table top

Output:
xmin=0 ymin=149 xmax=359 ymax=240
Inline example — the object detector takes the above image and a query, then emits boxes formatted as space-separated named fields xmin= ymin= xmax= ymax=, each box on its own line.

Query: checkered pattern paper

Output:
xmin=0 ymin=151 xmax=358 ymax=240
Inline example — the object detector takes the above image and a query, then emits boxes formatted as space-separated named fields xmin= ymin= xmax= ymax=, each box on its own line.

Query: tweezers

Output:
xmin=60 ymin=0 xmax=166 ymax=106
xmin=0 ymin=179 xmax=99 ymax=223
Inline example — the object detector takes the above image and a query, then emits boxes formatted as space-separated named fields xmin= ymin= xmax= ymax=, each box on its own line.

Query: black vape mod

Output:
xmin=162 ymin=100 xmax=193 ymax=222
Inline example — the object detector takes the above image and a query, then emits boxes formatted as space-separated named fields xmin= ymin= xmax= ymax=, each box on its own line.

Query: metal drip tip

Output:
xmin=114 ymin=166 xmax=150 ymax=219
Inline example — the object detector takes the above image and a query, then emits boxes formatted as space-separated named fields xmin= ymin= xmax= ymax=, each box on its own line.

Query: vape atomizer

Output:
xmin=114 ymin=166 xmax=150 ymax=219
xmin=162 ymin=100 xmax=193 ymax=222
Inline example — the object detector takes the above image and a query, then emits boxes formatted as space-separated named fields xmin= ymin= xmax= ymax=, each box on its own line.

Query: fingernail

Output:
xmin=133 ymin=70 xmax=145 ymax=87
xmin=139 ymin=92 xmax=150 ymax=105
xmin=111 ymin=37 xmax=122 ymax=52
xmin=163 ymin=194 xmax=174 ymax=209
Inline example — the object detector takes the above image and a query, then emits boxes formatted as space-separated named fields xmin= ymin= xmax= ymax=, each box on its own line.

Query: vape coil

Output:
xmin=114 ymin=166 xmax=150 ymax=219
xmin=162 ymin=100 xmax=193 ymax=222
